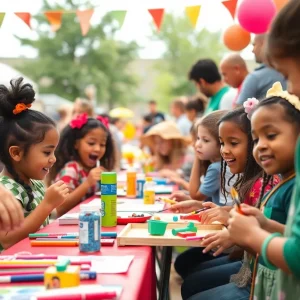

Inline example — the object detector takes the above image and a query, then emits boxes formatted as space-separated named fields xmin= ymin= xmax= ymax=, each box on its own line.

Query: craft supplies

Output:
xmin=159 ymin=197 xmax=176 ymax=205
xmin=36 ymin=291 xmax=117 ymax=300
xmin=31 ymin=241 xmax=80 ymax=247
xmin=101 ymin=172 xmax=117 ymax=227
xmin=126 ymin=170 xmax=137 ymax=198
xmin=147 ymin=219 xmax=168 ymax=236
xmin=185 ymin=236 xmax=205 ymax=241
xmin=173 ymin=216 xmax=178 ymax=222
xmin=171 ymin=222 xmax=197 ymax=236
xmin=177 ymin=232 xmax=196 ymax=238
xmin=79 ymin=204 xmax=101 ymax=252
xmin=230 ymin=187 xmax=244 ymax=214
xmin=137 ymin=178 xmax=145 ymax=198
xmin=143 ymin=177 xmax=155 ymax=204
xmin=44 ymin=259 xmax=80 ymax=289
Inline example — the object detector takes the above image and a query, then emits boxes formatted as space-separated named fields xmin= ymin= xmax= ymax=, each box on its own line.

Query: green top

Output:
xmin=271 ymin=138 xmax=300 ymax=299
xmin=258 ymin=177 xmax=295 ymax=267
xmin=204 ymin=86 xmax=230 ymax=115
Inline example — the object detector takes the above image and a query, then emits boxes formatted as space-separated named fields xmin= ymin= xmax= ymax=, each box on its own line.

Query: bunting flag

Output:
xmin=222 ymin=0 xmax=238 ymax=20
xmin=76 ymin=9 xmax=94 ymax=36
xmin=44 ymin=11 xmax=63 ymax=32
xmin=110 ymin=10 xmax=127 ymax=28
xmin=185 ymin=6 xmax=201 ymax=28
xmin=148 ymin=9 xmax=165 ymax=31
xmin=15 ymin=12 xmax=31 ymax=29
xmin=0 ymin=13 xmax=5 ymax=28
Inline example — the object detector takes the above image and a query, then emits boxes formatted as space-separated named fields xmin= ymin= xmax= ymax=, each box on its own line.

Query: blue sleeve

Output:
xmin=236 ymin=73 xmax=259 ymax=105
xmin=200 ymin=164 xmax=220 ymax=197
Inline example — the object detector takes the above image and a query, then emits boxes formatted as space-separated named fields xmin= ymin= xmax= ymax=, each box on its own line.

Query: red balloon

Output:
xmin=223 ymin=24 xmax=251 ymax=51
xmin=237 ymin=0 xmax=276 ymax=34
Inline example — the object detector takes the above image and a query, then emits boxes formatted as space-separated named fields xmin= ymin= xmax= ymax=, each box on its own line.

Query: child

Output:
xmin=185 ymin=94 xmax=207 ymax=122
xmin=0 ymin=78 xmax=69 ymax=249
xmin=141 ymin=121 xmax=194 ymax=184
xmin=228 ymin=82 xmax=300 ymax=300
xmin=49 ymin=113 xmax=116 ymax=217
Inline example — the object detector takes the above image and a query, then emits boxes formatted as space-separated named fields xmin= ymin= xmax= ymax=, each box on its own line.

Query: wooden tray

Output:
xmin=117 ymin=223 xmax=224 ymax=247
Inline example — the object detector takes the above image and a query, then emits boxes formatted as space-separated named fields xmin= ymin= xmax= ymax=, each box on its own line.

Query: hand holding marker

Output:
xmin=230 ymin=188 xmax=244 ymax=215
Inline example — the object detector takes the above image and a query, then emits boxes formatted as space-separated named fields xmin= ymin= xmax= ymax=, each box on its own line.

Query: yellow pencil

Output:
xmin=159 ymin=197 xmax=177 ymax=205
xmin=0 ymin=260 xmax=58 ymax=265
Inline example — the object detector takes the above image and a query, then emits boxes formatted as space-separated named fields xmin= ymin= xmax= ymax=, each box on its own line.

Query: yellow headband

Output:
xmin=266 ymin=82 xmax=300 ymax=111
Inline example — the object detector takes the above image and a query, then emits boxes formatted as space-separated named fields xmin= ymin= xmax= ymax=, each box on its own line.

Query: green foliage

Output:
xmin=151 ymin=13 xmax=226 ymax=109
xmin=16 ymin=0 xmax=139 ymax=109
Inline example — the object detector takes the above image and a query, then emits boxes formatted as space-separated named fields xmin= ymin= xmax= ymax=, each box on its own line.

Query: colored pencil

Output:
xmin=185 ymin=236 xmax=205 ymax=241
xmin=29 ymin=232 xmax=117 ymax=238
xmin=0 ymin=271 xmax=96 ymax=283
xmin=0 ymin=265 xmax=91 ymax=271
xmin=35 ymin=291 xmax=117 ymax=300
xmin=0 ymin=260 xmax=91 ymax=266
xmin=29 ymin=233 xmax=78 ymax=238
xmin=14 ymin=255 xmax=58 ymax=260
xmin=159 ymin=197 xmax=177 ymax=204
xmin=31 ymin=241 xmax=80 ymax=247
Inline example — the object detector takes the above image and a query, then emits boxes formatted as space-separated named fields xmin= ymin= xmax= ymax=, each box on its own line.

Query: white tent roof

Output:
xmin=0 ymin=63 xmax=39 ymax=94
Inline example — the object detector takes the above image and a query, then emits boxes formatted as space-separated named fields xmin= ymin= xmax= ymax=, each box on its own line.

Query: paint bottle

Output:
xmin=101 ymin=172 xmax=117 ymax=227
xmin=126 ymin=170 xmax=137 ymax=198
xmin=143 ymin=177 xmax=155 ymax=205
xmin=79 ymin=204 xmax=101 ymax=252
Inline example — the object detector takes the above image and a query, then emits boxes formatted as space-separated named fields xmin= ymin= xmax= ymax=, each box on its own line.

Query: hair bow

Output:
xmin=70 ymin=113 xmax=88 ymax=129
xmin=243 ymin=98 xmax=259 ymax=120
xmin=13 ymin=103 xmax=31 ymax=115
xmin=97 ymin=116 xmax=109 ymax=129
xmin=266 ymin=82 xmax=300 ymax=111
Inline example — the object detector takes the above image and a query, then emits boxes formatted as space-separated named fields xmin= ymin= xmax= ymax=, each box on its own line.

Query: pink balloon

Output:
xmin=237 ymin=0 xmax=276 ymax=34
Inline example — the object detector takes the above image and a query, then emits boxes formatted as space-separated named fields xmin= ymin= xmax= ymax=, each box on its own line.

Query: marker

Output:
xmin=35 ymin=291 xmax=117 ymax=300
xmin=0 ymin=260 xmax=91 ymax=266
xmin=35 ymin=238 xmax=79 ymax=242
xmin=101 ymin=232 xmax=117 ymax=238
xmin=0 ymin=264 xmax=91 ymax=271
xmin=185 ymin=236 xmax=205 ymax=241
xmin=0 ymin=271 xmax=96 ymax=283
xmin=29 ymin=233 xmax=78 ymax=238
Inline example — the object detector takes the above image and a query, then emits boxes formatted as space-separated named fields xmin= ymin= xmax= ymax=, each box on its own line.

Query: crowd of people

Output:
xmin=0 ymin=1 xmax=300 ymax=299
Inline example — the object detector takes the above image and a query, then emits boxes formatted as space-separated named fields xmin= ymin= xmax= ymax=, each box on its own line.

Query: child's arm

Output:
xmin=0 ymin=181 xmax=68 ymax=249
xmin=56 ymin=167 xmax=103 ymax=217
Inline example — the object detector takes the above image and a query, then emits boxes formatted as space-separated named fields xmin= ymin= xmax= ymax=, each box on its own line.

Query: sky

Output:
xmin=0 ymin=0 xmax=253 ymax=59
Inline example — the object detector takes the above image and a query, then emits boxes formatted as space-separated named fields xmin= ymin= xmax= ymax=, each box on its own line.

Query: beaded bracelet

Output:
xmin=261 ymin=232 xmax=282 ymax=270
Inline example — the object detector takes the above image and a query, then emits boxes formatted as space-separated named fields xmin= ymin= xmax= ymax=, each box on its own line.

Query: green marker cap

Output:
xmin=101 ymin=172 xmax=116 ymax=184
xmin=56 ymin=259 xmax=70 ymax=272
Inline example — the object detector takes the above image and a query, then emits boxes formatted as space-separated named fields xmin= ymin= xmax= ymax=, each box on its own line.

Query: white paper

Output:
xmin=117 ymin=199 xmax=164 ymax=212
xmin=58 ymin=255 xmax=134 ymax=274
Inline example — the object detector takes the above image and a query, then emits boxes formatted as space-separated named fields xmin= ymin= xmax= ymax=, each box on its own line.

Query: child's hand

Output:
xmin=169 ymin=191 xmax=191 ymax=202
xmin=45 ymin=181 xmax=69 ymax=209
xmin=202 ymin=230 xmax=234 ymax=256
xmin=170 ymin=200 xmax=202 ymax=214
xmin=159 ymin=169 xmax=178 ymax=178
xmin=86 ymin=167 xmax=105 ymax=187
xmin=0 ymin=185 xmax=24 ymax=231
xmin=228 ymin=209 xmax=260 ymax=246
xmin=237 ymin=204 xmax=268 ymax=229
xmin=200 ymin=202 xmax=230 ymax=225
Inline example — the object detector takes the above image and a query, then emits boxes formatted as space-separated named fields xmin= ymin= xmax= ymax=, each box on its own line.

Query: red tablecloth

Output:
xmin=1 ymin=197 xmax=157 ymax=300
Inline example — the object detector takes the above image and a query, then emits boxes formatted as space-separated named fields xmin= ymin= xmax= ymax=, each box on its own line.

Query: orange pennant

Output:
xmin=44 ymin=11 xmax=63 ymax=32
xmin=222 ymin=0 xmax=238 ymax=20
xmin=148 ymin=9 xmax=164 ymax=31
xmin=15 ymin=12 xmax=31 ymax=29
xmin=76 ymin=9 xmax=94 ymax=36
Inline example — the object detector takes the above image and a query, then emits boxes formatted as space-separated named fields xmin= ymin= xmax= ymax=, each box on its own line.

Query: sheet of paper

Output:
xmin=58 ymin=255 xmax=134 ymax=274
xmin=117 ymin=199 xmax=164 ymax=212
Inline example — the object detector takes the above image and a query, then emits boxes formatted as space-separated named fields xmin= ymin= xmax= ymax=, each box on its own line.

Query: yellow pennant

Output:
xmin=185 ymin=6 xmax=201 ymax=28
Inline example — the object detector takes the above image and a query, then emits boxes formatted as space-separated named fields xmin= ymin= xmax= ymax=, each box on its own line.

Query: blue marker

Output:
xmin=101 ymin=232 xmax=117 ymax=238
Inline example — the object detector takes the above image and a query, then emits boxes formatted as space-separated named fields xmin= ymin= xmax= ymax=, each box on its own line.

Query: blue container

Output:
xmin=137 ymin=179 xmax=145 ymax=198
xmin=79 ymin=204 xmax=101 ymax=252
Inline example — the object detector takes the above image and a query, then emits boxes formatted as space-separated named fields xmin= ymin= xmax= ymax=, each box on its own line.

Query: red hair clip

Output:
xmin=97 ymin=116 xmax=109 ymax=129
xmin=70 ymin=113 xmax=88 ymax=129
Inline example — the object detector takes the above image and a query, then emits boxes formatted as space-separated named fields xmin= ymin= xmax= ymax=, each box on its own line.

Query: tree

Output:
xmin=151 ymin=13 xmax=226 ymax=111
xmin=17 ymin=0 xmax=139 ymax=109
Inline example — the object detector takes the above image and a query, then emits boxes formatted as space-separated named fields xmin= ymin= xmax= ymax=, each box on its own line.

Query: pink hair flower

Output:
xmin=243 ymin=98 xmax=259 ymax=119
xmin=97 ymin=116 xmax=109 ymax=129
xmin=70 ymin=113 xmax=88 ymax=129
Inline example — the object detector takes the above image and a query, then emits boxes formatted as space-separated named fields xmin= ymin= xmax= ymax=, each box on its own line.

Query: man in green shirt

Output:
xmin=188 ymin=59 xmax=234 ymax=114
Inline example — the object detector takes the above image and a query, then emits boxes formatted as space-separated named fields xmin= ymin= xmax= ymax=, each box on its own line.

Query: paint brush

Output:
xmin=230 ymin=187 xmax=244 ymax=215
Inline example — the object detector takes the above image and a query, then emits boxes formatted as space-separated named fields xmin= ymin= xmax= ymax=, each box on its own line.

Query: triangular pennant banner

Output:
xmin=76 ymin=9 xmax=94 ymax=36
xmin=15 ymin=12 xmax=31 ymax=29
xmin=110 ymin=10 xmax=127 ymax=28
xmin=222 ymin=0 xmax=238 ymax=20
xmin=44 ymin=11 xmax=63 ymax=32
xmin=0 ymin=13 xmax=5 ymax=28
xmin=185 ymin=6 xmax=201 ymax=28
xmin=148 ymin=9 xmax=165 ymax=31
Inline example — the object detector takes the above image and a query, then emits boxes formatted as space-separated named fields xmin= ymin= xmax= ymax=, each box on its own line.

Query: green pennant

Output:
xmin=110 ymin=10 xmax=127 ymax=28
xmin=0 ymin=13 xmax=6 ymax=28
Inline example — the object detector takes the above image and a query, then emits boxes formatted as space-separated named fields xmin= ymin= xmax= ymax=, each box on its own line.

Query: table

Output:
xmin=1 ymin=196 xmax=157 ymax=300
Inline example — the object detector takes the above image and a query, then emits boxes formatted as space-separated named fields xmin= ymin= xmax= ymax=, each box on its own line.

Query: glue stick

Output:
xmin=126 ymin=170 xmax=137 ymax=198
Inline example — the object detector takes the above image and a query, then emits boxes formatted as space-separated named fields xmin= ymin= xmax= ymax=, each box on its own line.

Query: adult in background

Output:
xmin=185 ymin=94 xmax=207 ymax=123
xmin=189 ymin=59 xmax=236 ymax=114
xmin=72 ymin=98 xmax=94 ymax=117
xmin=220 ymin=54 xmax=249 ymax=108
xmin=236 ymin=34 xmax=286 ymax=105
xmin=171 ymin=99 xmax=192 ymax=136
xmin=148 ymin=100 xmax=165 ymax=125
